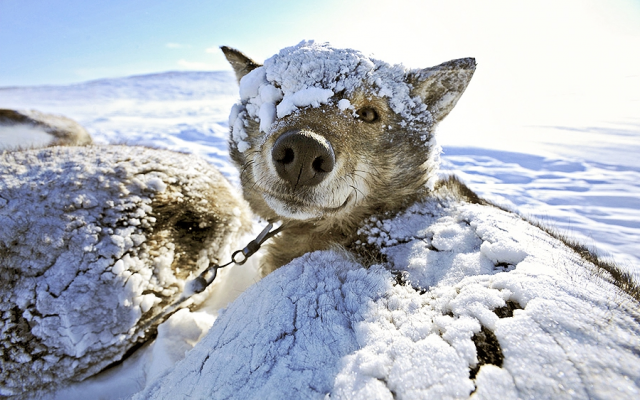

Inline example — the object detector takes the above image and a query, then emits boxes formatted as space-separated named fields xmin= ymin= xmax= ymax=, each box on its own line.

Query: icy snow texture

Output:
xmin=136 ymin=197 xmax=640 ymax=400
xmin=228 ymin=41 xmax=432 ymax=153
xmin=0 ymin=145 xmax=251 ymax=396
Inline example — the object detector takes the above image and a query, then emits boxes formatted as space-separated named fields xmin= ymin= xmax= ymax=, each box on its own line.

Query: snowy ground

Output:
xmin=1 ymin=71 xmax=637 ymax=274
xmin=1 ymin=71 xmax=639 ymax=398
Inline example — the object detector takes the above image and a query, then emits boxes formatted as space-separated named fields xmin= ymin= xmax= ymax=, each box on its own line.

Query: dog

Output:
xmin=222 ymin=40 xmax=477 ymax=275
xmin=0 ymin=145 xmax=252 ymax=396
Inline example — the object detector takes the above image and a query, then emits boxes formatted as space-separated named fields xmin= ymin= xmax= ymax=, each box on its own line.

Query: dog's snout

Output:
xmin=271 ymin=130 xmax=335 ymax=187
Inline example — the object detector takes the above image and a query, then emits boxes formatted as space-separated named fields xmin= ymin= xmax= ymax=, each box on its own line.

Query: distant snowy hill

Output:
xmin=0 ymin=71 xmax=239 ymax=179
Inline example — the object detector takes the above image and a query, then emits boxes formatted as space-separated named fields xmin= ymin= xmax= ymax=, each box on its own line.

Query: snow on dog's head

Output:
xmin=223 ymin=41 xmax=475 ymax=223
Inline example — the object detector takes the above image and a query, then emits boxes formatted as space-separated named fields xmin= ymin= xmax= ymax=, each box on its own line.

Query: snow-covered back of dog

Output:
xmin=0 ymin=145 xmax=252 ymax=396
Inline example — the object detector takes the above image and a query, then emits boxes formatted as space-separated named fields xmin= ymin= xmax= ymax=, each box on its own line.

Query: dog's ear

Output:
xmin=407 ymin=58 xmax=476 ymax=123
xmin=220 ymin=46 xmax=262 ymax=83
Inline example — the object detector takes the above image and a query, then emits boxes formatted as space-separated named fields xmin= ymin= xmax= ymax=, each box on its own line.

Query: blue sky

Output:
xmin=1 ymin=0 xmax=639 ymax=154
xmin=1 ymin=0 xmax=327 ymax=86
xmin=2 ymin=0 xmax=431 ymax=86
xmin=2 ymin=0 xmax=638 ymax=87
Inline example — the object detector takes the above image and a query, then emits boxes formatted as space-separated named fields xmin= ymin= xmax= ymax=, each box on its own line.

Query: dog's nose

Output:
xmin=271 ymin=130 xmax=335 ymax=187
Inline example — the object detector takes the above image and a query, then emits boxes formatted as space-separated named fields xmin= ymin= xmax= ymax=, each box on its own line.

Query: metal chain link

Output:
xmin=142 ymin=222 xmax=282 ymax=332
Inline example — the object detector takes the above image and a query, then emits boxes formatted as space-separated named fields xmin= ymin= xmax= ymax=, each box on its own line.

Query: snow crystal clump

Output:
xmin=337 ymin=98 xmax=353 ymax=111
xmin=276 ymin=87 xmax=333 ymax=118
xmin=228 ymin=40 xmax=433 ymax=153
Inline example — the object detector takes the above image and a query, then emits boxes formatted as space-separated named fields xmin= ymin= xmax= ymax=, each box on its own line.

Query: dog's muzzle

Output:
xmin=271 ymin=130 xmax=335 ymax=187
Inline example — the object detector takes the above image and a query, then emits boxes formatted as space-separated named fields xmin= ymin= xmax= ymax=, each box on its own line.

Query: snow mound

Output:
xmin=0 ymin=108 xmax=92 ymax=150
xmin=0 ymin=145 xmax=252 ymax=397
xmin=135 ymin=197 xmax=640 ymax=399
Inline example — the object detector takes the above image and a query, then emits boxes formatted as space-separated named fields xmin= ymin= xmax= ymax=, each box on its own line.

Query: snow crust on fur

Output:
xmin=0 ymin=145 xmax=251 ymax=396
xmin=229 ymin=41 xmax=432 ymax=153
xmin=135 ymin=197 xmax=640 ymax=399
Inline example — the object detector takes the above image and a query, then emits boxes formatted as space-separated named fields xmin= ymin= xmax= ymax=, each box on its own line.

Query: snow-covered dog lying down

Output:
xmin=0 ymin=146 xmax=251 ymax=396
xmin=134 ymin=42 xmax=640 ymax=399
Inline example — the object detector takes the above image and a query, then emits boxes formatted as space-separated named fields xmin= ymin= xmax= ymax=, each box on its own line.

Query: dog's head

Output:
xmin=223 ymin=41 xmax=475 ymax=227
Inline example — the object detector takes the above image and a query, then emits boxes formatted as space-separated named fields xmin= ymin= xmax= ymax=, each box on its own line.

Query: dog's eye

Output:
xmin=357 ymin=107 xmax=379 ymax=123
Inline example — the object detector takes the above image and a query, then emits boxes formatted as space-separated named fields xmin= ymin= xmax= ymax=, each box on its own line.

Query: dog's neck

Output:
xmin=259 ymin=185 xmax=433 ymax=275
xmin=258 ymin=177 xmax=486 ymax=275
